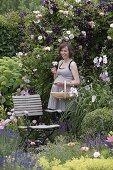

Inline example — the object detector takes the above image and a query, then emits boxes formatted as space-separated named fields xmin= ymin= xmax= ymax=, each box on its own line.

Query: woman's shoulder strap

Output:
xmin=69 ymin=60 xmax=74 ymax=71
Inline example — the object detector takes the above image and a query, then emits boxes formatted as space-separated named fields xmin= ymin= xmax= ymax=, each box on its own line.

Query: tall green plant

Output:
xmin=64 ymin=82 xmax=113 ymax=137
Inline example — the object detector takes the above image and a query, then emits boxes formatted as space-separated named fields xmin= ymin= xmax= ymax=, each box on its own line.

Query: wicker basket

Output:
xmin=51 ymin=81 xmax=75 ymax=99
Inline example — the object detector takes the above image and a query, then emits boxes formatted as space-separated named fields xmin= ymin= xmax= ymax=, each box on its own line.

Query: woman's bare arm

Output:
xmin=67 ymin=62 xmax=80 ymax=86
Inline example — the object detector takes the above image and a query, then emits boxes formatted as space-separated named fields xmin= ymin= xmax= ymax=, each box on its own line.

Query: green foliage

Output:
xmin=81 ymin=107 xmax=113 ymax=137
xmin=0 ymin=11 xmax=24 ymax=57
xmin=39 ymin=156 xmax=113 ymax=170
xmin=65 ymin=83 xmax=113 ymax=137
xmin=39 ymin=136 xmax=90 ymax=164
xmin=0 ymin=0 xmax=41 ymax=14
xmin=0 ymin=57 xmax=23 ymax=108
xmin=21 ymin=46 xmax=58 ymax=107
xmin=0 ymin=128 xmax=19 ymax=157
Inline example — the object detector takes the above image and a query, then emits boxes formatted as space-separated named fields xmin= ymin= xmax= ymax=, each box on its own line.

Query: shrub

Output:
xmin=0 ymin=57 xmax=23 ymax=109
xmin=39 ymin=157 xmax=113 ymax=170
xmin=81 ymin=107 xmax=113 ymax=138
xmin=0 ymin=11 xmax=24 ymax=57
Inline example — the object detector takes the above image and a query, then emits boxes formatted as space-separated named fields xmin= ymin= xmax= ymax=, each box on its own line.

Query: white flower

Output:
xmin=43 ymin=46 xmax=51 ymax=51
xmin=59 ymin=10 xmax=64 ymax=13
xmin=33 ymin=10 xmax=40 ymax=14
xmin=69 ymin=34 xmax=74 ymax=39
xmin=34 ymin=20 xmax=40 ymax=24
xmin=52 ymin=61 xmax=58 ymax=66
xmin=33 ymin=69 xmax=37 ymax=72
xmin=93 ymin=151 xmax=100 ymax=158
xmin=58 ymin=38 xmax=62 ymax=43
xmin=110 ymin=23 xmax=113 ymax=28
xmin=99 ymin=12 xmax=104 ymax=16
xmin=92 ymin=95 xmax=96 ymax=102
xmin=78 ymin=45 xmax=82 ymax=49
xmin=88 ymin=21 xmax=95 ymax=28
xmin=75 ymin=0 xmax=81 ymax=3
xmin=103 ymin=55 xmax=107 ymax=64
xmin=50 ymin=9 xmax=53 ymax=14
xmin=7 ymin=112 xmax=12 ymax=116
xmin=11 ymin=108 xmax=14 ymax=112
xmin=46 ymin=30 xmax=53 ymax=34
xmin=104 ymin=70 xmax=108 ymax=76
xmin=99 ymin=57 xmax=102 ymax=63
xmin=107 ymin=36 xmax=112 ymax=40
xmin=81 ymin=146 xmax=89 ymax=151
xmin=13 ymin=118 xmax=17 ymax=123
xmin=38 ymin=36 xmax=43 ymax=40
xmin=36 ymin=54 xmax=41 ymax=59
xmin=64 ymin=2 xmax=68 ymax=7
xmin=85 ymin=85 xmax=90 ymax=90
xmin=63 ymin=11 xmax=69 ymax=16
xmin=81 ymin=31 xmax=86 ymax=38
xmin=31 ymin=35 xmax=34 ymax=39
xmin=70 ymin=5 xmax=73 ymax=9
xmin=93 ymin=57 xmax=98 ymax=64
xmin=32 ymin=120 xmax=37 ymax=124
xmin=19 ymin=63 xmax=23 ymax=67
xmin=64 ymin=36 xmax=69 ymax=41
xmin=66 ymin=30 xmax=71 ymax=35
xmin=36 ymin=14 xmax=42 ymax=19
xmin=10 ymin=116 xmax=15 ymax=120
xmin=70 ymin=87 xmax=78 ymax=96
xmin=23 ymin=110 xmax=29 ymax=114
xmin=16 ymin=52 xmax=23 ymax=57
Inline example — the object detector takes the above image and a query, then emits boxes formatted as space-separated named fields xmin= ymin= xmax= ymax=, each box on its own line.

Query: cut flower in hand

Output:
xmin=52 ymin=61 xmax=58 ymax=66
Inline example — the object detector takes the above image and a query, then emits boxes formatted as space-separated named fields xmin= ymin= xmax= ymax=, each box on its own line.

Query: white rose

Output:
xmin=66 ymin=30 xmax=71 ymax=35
xmin=38 ymin=36 xmax=43 ymax=40
xmin=93 ymin=151 xmax=100 ymax=158
xmin=110 ymin=23 xmax=113 ymax=28
xmin=69 ymin=34 xmax=74 ymax=39
xmin=99 ymin=12 xmax=104 ymax=16
xmin=52 ymin=61 xmax=58 ymax=66
xmin=63 ymin=11 xmax=69 ymax=16
xmin=43 ymin=46 xmax=51 ymax=51
xmin=16 ymin=52 xmax=23 ymax=57
xmin=81 ymin=31 xmax=86 ymax=38
xmin=107 ymin=36 xmax=112 ymax=40
xmin=75 ymin=0 xmax=81 ymax=3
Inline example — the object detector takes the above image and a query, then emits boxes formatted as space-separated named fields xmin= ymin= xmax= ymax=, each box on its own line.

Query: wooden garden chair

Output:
xmin=12 ymin=94 xmax=60 ymax=148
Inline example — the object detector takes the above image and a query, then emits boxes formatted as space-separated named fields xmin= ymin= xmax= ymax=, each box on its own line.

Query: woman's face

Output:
xmin=60 ymin=46 xmax=70 ymax=60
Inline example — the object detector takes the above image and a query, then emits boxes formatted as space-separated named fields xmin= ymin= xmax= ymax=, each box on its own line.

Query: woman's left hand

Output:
xmin=54 ymin=82 xmax=64 ymax=87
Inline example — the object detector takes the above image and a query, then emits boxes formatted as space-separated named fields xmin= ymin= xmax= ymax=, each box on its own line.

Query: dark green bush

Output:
xmin=0 ymin=11 xmax=25 ymax=57
xmin=81 ymin=107 xmax=113 ymax=137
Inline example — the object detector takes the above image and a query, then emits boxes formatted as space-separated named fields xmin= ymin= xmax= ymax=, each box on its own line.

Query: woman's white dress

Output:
xmin=48 ymin=60 xmax=74 ymax=111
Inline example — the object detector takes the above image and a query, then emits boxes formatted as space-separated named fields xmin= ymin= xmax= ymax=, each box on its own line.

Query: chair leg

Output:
xmin=42 ymin=129 xmax=56 ymax=144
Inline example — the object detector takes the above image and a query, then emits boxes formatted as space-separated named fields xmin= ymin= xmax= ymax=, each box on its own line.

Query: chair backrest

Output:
xmin=12 ymin=94 xmax=43 ymax=116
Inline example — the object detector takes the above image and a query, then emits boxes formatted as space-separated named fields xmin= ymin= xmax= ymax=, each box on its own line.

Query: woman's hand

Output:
xmin=51 ymin=67 xmax=57 ymax=74
xmin=54 ymin=82 xmax=64 ymax=87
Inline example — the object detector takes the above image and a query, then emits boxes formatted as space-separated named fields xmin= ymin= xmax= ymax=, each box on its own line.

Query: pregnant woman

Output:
xmin=48 ymin=42 xmax=80 ymax=111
